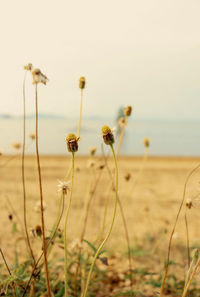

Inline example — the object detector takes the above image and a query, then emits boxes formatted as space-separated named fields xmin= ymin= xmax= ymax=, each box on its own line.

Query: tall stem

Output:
xmin=22 ymin=71 xmax=36 ymax=265
xmin=35 ymin=85 xmax=51 ymax=297
xmin=83 ymin=144 xmax=118 ymax=297
xmin=77 ymin=88 xmax=83 ymax=138
xmin=64 ymin=152 xmax=75 ymax=297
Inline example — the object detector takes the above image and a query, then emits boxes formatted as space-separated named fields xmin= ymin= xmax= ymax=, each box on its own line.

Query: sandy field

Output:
xmin=1 ymin=154 xmax=200 ymax=295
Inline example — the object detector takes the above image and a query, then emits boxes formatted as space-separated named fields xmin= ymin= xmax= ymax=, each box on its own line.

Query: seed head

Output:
xmin=57 ymin=180 xmax=70 ymax=195
xmin=12 ymin=142 xmax=21 ymax=150
xmin=118 ymin=117 xmax=126 ymax=128
xmin=29 ymin=133 xmax=36 ymax=141
xmin=66 ymin=133 xmax=79 ymax=153
xmin=0 ymin=150 xmax=3 ymax=156
xmin=79 ymin=76 xmax=86 ymax=89
xmin=143 ymin=137 xmax=150 ymax=148
xmin=32 ymin=68 xmax=48 ymax=85
xmin=124 ymin=106 xmax=132 ymax=117
xmin=35 ymin=225 xmax=42 ymax=237
xmin=124 ymin=173 xmax=131 ymax=181
xmin=87 ymin=160 xmax=96 ymax=168
xmin=186 ymin=198 xmax=193 ymax=209
xmin=24 ymin=63 xmax=33 ymax=71
xmin=89 ymin=146 xmax=97 ymax=156
xmin=102 ymin=125 xmax=115 ymax=145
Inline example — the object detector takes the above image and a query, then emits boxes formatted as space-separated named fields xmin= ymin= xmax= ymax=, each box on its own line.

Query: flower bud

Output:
xmin=102 ymin=125 xmax=115 ymax=145
xmin=79 ymin=76 xmax=85 ymax=89
xmin=124 ymin=106 xmax=132 ymax=117
xmin=143 ymin=137 xmax=150 ymax=148
xmin=66 ymin=133 xmax=79 ymax=153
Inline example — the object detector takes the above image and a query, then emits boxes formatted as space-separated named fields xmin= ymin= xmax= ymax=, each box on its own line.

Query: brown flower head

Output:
xmin=29 ymin=133 xmax=36 ymax=141
xmin=101 ymin=125 xmax=115 ymax=145
xmin=124 ymin=106 xmax=132 ymax=117
xmin=143 ymin=137 xmax=150 ymax=148
xmin=24 ymin=63 xmax=33 ymax=71
xmin=89 ymin=146 xmax=97 ymax=156
xmin=32 ymin=68 xmax=48 ymax=85
xmin=35 ymin=225 xmax=42 ymax=237
xmin=79 ymin=76 xmax=86 ymax=89
xmin=66 ymin=133 xmax=79 ymax=153
xmin=12 ymin=142 xmax=21 ymax=150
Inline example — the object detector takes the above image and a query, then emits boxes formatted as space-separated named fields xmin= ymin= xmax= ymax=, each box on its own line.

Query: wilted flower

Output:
xmin=57 ymin=180 xmax=70 ymax=195
xmin=29 ymin=133 xmax=36 ymax=140
xmin=34 ymin=200 xmax=47 ymax=213
xmin=89 ymin=146 xmax=97 ymax=156
xmin=12 ymin=142 xmax=21 ymax=150
xmin=186 ymin=198 xmax=193 ymax=209
xmin=24 ymin=63 xmax=33 ymax=71
xmin=32 ymin=68 xmax=48 ymax=85
xmin=124 ymin=106 xmax=132 ymax=117
xmin=79 ymin=76 xmax=86 ymax=89
xmin=66 ymin=133 xmax=79 ymax=153
xmin=101 ymin=125 xmax=115 ymax=145
xmin=143 ymin=137 xmax=150 ymax=148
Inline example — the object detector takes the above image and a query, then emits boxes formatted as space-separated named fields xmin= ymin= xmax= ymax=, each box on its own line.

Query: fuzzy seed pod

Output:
xmin=79 ymin=76 xmax=85 ymax=89
xmin=66 ymin=133 xmax=79 ymax=153
xmin=102 ymin=125 xmax=115 ymax=145
xmin=143 ymin=137 xmax=150 ymax=148
xmin=124 ymin=106 xmax=132 ymax=117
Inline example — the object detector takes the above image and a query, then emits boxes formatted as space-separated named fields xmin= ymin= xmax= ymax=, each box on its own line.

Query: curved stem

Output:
xmin=77 ymin=89 xmax=83 ymax=138
xmin=159 ymin=163 xmax=200 ymax=297
xmin=35 ymin=85 xmax=51 ymax=297
xmin=83 ymin=144 xmax=118 ymax=297
xmin=22 ymin=193 xmax=65 ymax=297
xmin=64 ymin=152 xmax=75 ymax=297
xmin=22 ymin=71 xmax=36 ymax=265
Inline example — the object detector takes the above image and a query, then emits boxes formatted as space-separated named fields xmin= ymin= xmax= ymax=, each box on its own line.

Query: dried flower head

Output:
xmin=35 ymin=225 xmax=42 ymax=237
xmin=186 ymin=198 xmax=193 ymax=209
xmin=118 ymin=117 xmax=126 ymax=128
xmin=124 ymin=106 xmax=132 ymax=117
xmin=99 ymin=164 xmax=105 ymax=170
xmin=8 ymin=214 xmax=13 ymax=221
xmin=0 ymin=150 xmax=3 ymax=156
xmin=57 ymin=180 xmax=70 ymax=195
xmin=12 ymin=142 xmax=21 ymax=150
xmin=87 ymin=160 xmax=95 ymax=168
xmin=79 ymin=76 xmax=86 ymax=89
xmin=143 ymin=137 xmax=150 ymax=148
xmin=101 ymin=125 xmax=115 ymax=145
xmin=124 ymin=173 xmax=131 ymax=181
xmin=66 ymin=133 xmax=79 ymax=153
xmin=32 ymin=68 xmax=48 ymax=85
xmin=69 ymin=238 xmax=82 ymax=251
xmin=24 ymin=63 xmax=33 ymax=71
xmin=34 ymin=200 xmax=47 ymax=213
xmin=29 ymin=133 xmax=36 ymax=141
xmin=89 ymin=146 xmax=97 ymax=156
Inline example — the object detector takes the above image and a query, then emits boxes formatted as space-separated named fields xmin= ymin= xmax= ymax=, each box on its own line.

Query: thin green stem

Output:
xmin=82 ymin=144 xmax=118 ymax=297
xmin=35 ymin=85 xmax=51 ymax=297
xmin=64 ymin=152 xmax=75 ymax=297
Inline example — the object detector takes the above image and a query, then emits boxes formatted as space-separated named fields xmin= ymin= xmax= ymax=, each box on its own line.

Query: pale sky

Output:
xmin=0 ymin=0 xmax=200 ymax=119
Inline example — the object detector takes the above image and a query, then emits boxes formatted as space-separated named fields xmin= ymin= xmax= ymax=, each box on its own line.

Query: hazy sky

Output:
xmin=0 ymin=0 xmax=200 ymax=119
